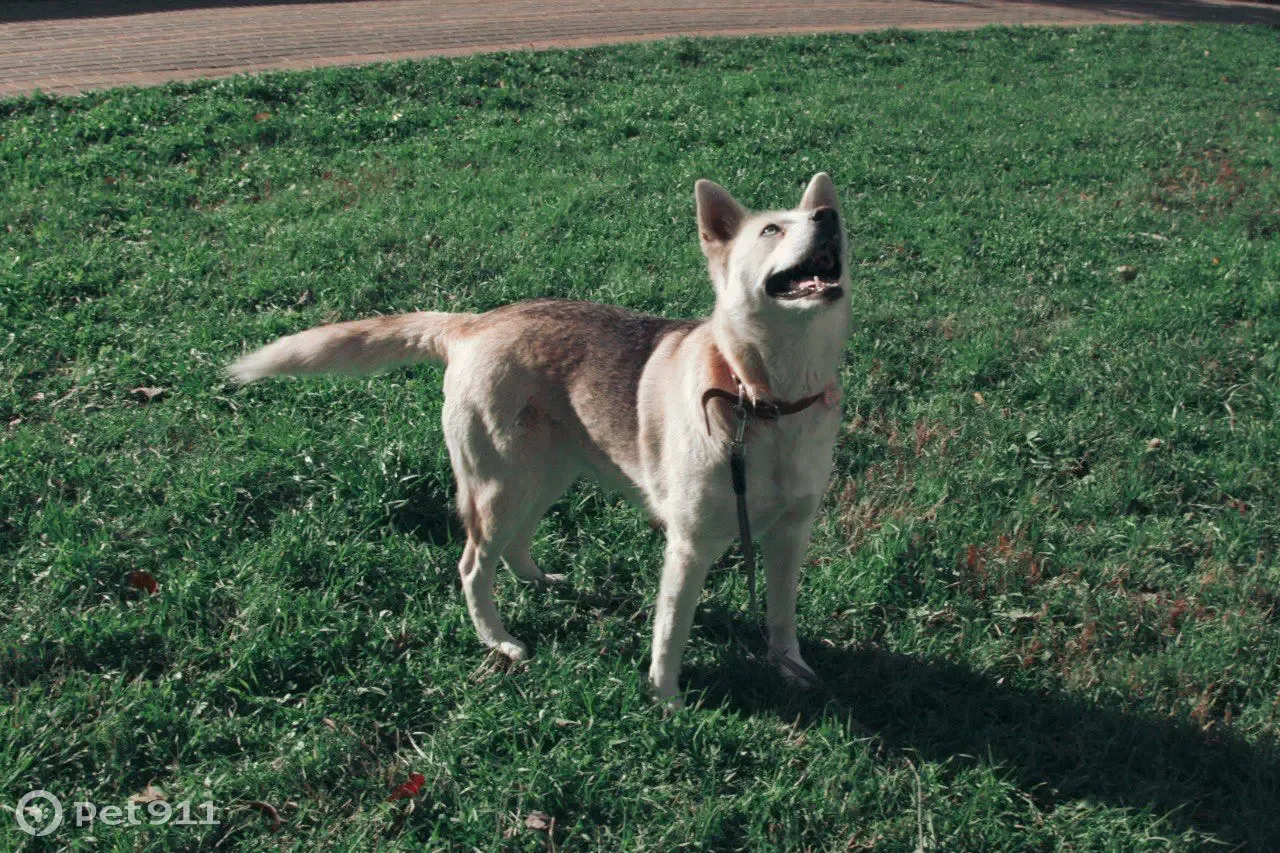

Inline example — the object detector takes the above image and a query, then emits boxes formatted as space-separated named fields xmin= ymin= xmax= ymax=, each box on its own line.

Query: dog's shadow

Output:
xmin=687 ymin=608 xmax=1280 ymax=849
xmin=387 ymin=478 xmax=464 ymax=545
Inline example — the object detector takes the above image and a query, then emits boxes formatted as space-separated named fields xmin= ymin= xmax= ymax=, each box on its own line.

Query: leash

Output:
xmin=699 ymin=375 xmax=895 ymax=754
xmin=727 ymin=382 xmax=757 ymax=614
xmin=698 ymin=375 xmax=891 ymax=753
xmin=700 ymin=376 xmax=825 ymax=616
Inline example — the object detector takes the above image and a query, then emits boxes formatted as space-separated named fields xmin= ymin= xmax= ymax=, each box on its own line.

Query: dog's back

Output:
xmin=456 ymin=300 xmax=700 ymax=483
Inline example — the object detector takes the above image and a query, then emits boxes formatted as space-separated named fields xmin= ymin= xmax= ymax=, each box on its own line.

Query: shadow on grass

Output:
xmin=387 ymin=480 xmax=463 ymax=546
xmin=691 ymin=608 xmax=1280 ymax=848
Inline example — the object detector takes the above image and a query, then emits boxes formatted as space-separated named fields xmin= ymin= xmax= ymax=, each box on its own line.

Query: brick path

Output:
xmin=2 ymin=0 xmax=1278 ymax=97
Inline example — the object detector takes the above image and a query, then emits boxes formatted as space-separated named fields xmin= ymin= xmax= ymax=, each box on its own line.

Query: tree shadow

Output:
xmin=921 ymin=0 xmax=1280 ymax=25
xmin=1 ymin=1 xmax=357 ymax=24
xmin=8 ymin=0 xmax=1280 ymax=26
xmin=690 ymin=607 xmax=1280 ymax=848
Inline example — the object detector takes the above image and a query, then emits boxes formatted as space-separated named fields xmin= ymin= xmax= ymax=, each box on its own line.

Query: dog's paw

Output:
xmin=769 ymin=648 xmax=822 ymax=690
xmin=656 ymin=694 xmax=685 ymax=715
xmin=495 ymin=640 xmax=529 ymax=662
xmin=645 ymin=673 xmax=685 ymax=711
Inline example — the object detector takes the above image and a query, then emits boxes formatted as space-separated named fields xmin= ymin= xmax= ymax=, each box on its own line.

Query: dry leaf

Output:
xmin=247 ymin=800 xmax=283 ymax=831
xmin=973 ymin=392 xmax=985 ymax=405
xmin=130 ymin=785 xmax=166 ymax=805
xmin=127 ymin=570 xmax=159 ymax=594
xmin=1115 ymin=265 xmax=1138 ymax=281
xmin=253 ymin=111 xmax=272 ymax=122
xmin=525 ymin=810 xmax=553 ymax=831
xmin=1147 ymin=438 xmax=1164 ymax=451
xmin=130 ymin=387 xmax=166 ymax=402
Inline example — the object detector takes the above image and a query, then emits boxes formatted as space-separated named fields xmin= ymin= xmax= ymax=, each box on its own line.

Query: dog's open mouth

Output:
xmin=764 ymin=246 xmax=843 ymax=302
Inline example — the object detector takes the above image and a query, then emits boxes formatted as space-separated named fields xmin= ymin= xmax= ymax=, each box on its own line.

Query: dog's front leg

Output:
xmin=648 ymin=534 xmax=726 ymax=705
xmin=762 ymin=496 xmax=822 ymax=688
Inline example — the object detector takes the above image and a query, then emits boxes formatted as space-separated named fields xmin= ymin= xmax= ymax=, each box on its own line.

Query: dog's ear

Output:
xmin=695 ymin=179 xmax=746 ymax=256
xmin=799 ymin=172 xmax=841 ymax=214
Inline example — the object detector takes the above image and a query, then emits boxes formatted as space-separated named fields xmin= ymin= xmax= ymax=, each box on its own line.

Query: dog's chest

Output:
xmin=744 ymin=409 xmax=838 ymax=508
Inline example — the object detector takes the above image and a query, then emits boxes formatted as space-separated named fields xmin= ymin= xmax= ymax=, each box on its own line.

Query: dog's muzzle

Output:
xmin=764 ymin=208 xmax=844 ymax=302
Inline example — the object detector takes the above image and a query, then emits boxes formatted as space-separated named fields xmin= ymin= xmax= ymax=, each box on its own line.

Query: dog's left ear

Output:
xmin=799 ymin=172 xmax=841 ymax=214
xmin=695 ymin=179 xmax=746 ymax=255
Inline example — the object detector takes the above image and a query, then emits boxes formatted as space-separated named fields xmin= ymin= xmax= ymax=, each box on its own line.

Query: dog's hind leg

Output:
xmin=446 ymin=389 xmax=572 ymax=660
xmin=454 ymin=478 xmax=545 ymax=661
xmin=499 ymin=464 xmax=576 ymax=585
xmin=455 ymin=534 xmax=528 ymax=660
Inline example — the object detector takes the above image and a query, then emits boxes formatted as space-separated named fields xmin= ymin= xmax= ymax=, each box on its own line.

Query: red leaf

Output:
xmin=127 ymin=570 xmax=159 ymax=594
xmin=387 ymin=772 xmax=425 ymax=801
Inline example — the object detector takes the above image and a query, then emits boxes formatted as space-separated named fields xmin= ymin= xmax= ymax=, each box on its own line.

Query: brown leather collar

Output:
xmin=701 ymin=380 xmax=825 ymax=434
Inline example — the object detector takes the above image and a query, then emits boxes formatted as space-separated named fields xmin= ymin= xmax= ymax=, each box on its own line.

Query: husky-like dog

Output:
xmin=230 ymin=174 xmax=850 ymax=704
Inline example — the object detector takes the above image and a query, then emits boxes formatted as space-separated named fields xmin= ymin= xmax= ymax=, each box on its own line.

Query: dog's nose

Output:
xmin=809 ymin=206 xmax=838 ymax=224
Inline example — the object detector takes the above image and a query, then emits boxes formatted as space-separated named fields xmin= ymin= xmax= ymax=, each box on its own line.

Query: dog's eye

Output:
xmin=760 ymin=224 xmax=782 ymax=237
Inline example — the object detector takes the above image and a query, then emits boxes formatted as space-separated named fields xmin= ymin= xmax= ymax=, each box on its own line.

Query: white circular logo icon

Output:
xmin=15 ymin=790 xmax=63 ymax=837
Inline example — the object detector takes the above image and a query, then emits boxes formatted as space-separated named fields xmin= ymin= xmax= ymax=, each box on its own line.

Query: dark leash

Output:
xmin=701 ymin=378 xmax=824 ymax=616
xmin=696 ymin=376 xmax=896 ymax=753
xmin=698 ymin=376 xmax=890 ymax=751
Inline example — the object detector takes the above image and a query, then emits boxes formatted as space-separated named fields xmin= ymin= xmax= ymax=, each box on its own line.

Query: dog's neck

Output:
xmin=709 ymin=307 xmax=847 ymax=403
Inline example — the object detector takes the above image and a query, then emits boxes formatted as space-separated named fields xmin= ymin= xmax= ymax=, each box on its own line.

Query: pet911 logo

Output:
xmin=12 ymin=789 xmax=218 ymax=836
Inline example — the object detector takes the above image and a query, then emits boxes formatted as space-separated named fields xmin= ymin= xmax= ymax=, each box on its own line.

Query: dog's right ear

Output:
xmin=695 ymin=180 xmax=745 ymax=260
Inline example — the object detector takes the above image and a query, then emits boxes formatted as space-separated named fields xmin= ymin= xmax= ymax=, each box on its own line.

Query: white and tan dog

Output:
xmin=230 ymin=174 xmax=850 ymax=704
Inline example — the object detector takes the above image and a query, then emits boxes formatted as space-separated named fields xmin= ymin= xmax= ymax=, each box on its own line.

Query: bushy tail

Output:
xmin=228 ymin=311 xmax=476 ymax=384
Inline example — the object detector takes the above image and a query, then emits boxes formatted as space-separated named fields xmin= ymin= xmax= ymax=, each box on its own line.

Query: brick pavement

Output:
xmin=2 ymin=1 xmax=1278 ymax=97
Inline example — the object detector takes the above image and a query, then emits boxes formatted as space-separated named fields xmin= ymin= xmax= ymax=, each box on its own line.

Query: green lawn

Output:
xmin=3 ymin=23 xmax=1279 ymax=850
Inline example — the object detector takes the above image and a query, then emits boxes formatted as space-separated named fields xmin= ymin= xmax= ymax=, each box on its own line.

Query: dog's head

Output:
xmin=695 ymin=173 xmax=848 ymax=319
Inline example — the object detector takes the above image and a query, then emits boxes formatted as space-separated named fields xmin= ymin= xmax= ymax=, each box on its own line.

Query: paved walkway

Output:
xmin=2 ymin=0 xmax=1278 ymax=97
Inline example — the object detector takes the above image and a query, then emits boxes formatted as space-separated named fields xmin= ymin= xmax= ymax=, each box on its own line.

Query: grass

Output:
xmin=2 ymin=23 xmax=1279 ymax=850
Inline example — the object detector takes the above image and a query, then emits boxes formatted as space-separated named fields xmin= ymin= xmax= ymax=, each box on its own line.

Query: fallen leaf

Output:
xmin=253 ymin=111 xmax=271 ymax=122
xmin=247 ymin=800 xmax=283 ymax=831
xmin=127 ymin=570 xmax=159 ymax=594
xmin=295 ymin=289 xmax=314 ymax=307
xmin=130 ymin=386 xmax=166 ymax=402
xmin=322 ymin=717 xmax=337 ymax=730
xmin=525 ymin=810 xmax=553 ymax=831
xmin=1116 ymin=265 xmax=1138 ymax=282
xmin=973 ymin=392 xmax=985 ymax=405
xmin=130 ymin=785 xmax=166 ymax=805
xmin=387 ymin=772 xmax=425 ymax=801
xmin=1147 ymin=438 xmax=1164 ymax=451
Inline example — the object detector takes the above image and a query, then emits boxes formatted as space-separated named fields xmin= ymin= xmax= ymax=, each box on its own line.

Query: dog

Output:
xmin=229 ymin=173 xmax=850 ymax=704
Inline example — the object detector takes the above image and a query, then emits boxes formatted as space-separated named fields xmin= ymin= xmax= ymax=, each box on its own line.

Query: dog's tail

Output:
xmin=227 ymin=311 xmax=476 ymax=384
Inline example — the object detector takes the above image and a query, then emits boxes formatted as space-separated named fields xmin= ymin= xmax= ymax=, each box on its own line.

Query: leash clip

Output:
xmin=731 ymin=380 xmax=749 ymax=447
